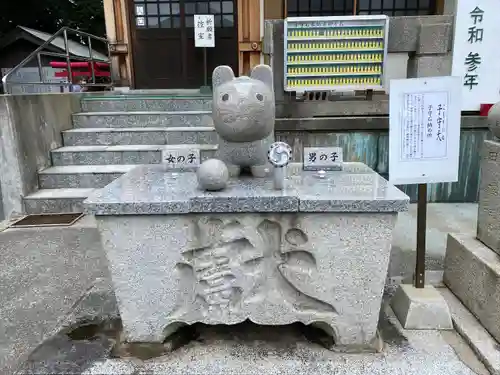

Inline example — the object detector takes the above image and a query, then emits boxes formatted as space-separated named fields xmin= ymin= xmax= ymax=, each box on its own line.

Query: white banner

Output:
xmin=389 ymin=76 xmax=461 ymax=185
xmin=194 ymin=14 xmax=215 ymax=48
xmin=451 ymin=0 xmax=500 ymax=110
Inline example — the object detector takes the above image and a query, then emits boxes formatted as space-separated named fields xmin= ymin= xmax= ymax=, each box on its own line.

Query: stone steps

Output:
xmin=24 ymin=188 xmax=96 ymax=214
xmin=51 ymin=144 xmax=218 ymax=166
xmin=23 ymin=94 xmax=219 ymax=214
xmin=38 ymin=165 xmax=137 ymax=189
xmin=80 ymin=96 xmax=212 ymax=112
xmin=72 ymin=111 xmax=213 ymax=128
xmin=62 ymin=127 xmax=217 ymax=146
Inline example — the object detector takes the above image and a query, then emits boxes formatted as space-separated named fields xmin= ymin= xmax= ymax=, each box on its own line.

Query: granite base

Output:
xmin=390 ymin=284 xmax=452 ymax=330
xmin=477 ymin=140 xmax=500 ymax=256
xmin=96 ymin=212 xmax=397 ymax=347
xmin=444 ymin=233 xmax=500 ymax=343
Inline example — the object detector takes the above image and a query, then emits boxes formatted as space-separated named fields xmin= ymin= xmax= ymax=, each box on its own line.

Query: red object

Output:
xmin=54 ymin=71 xmax=110 ymax=78
xmin=49 ymin=60 xmax=111 ymax=80
xmin=480 ymin=103 xmax=494 ymax=117
xmin=50 ymin=61 xmax=109 ymax=69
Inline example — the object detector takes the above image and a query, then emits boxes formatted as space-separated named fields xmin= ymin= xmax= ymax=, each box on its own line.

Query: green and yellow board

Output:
xmin=284 ymin=15 xmax=389 ymax=92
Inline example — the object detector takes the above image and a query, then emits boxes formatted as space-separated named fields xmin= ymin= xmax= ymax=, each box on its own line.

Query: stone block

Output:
xmin=86 ymin=163 xmax=409 ymax=348
xmin=407 ymin=54 xmax=452 ymax=78
xmin=80 ymin=98 xmax=212 ymax=112
xmin=417 ymin=23 xmax=452 ymax=55
xmin=72 ymin=112 xmax=213 ymax=129
xmin=96 ymin=211 xmax=398 ymax=348
xmin=390 ymin=284 xmax=452 ymax=329
xmin=443 ymin=233 xmax=500 ymax=343
xmin=477 ymin=140 xmax=500 ymax=255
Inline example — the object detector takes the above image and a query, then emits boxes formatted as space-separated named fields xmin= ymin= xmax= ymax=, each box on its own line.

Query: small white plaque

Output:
xmin=135 ymin=5 xmax=145 ymax=16
xmin=136 ymin=17 xmax=145 ymax=27
xmin=389 ymin=76 xmax=461 ymax=185
xmin=303 ymin=147 xmax=343 ymax=170
xmin=194 ymin=14 xmax=215 ymax=48
xmin=161 ymin=148 xmax=200 ymax=169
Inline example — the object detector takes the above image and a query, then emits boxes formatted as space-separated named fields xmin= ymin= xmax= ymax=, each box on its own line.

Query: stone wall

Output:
xmin=0 ymin=93 xmax=99 ymax=219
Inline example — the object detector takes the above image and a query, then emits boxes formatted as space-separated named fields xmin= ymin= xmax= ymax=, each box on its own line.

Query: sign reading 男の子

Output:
xmin=388 ymin=76 xmax=462 ymax=185
xmin=303 ymin=147 xmax=343 ymax=171
xmin=194 ymin=14 xmax=215 ymax=48
xmin=451 ymin=0 xmax=500 ymax=110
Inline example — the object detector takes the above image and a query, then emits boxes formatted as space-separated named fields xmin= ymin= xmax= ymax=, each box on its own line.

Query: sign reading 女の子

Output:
xmin=451 ymin=0 xmax=500 ymax=110
xmin=194 ymin=14 xmax=215 ymax=48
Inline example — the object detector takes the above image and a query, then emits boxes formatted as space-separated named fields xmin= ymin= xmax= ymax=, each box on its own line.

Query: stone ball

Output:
xmin=197 ymin=159 xmax=229 ymax=191
xmin=488 ymin=101 xmax=500 ymax=138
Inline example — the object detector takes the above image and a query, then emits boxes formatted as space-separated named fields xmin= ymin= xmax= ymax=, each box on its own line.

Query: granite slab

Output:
xmin=84 ymin=162 xmax=409 ymax=215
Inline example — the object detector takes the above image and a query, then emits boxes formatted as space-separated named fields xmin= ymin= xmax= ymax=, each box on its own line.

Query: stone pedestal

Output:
xmin=477 ymin=140 xmax=500 ymax=256
xmin=391 ymin=284 xmax=452 ymax=330
xmin=444 ymin=137 xmax=500 ymax=344
xmin=84 ymin=162 xmax=409 ymax=349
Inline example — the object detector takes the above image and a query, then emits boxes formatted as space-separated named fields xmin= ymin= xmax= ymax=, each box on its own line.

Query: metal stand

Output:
xmin=200 ymin=47 xmax=211 ymax=94
xmin=415 ymin=183 xmax=427 ymax=288
xmin=273 ymin=166 xmax=286 ymax=190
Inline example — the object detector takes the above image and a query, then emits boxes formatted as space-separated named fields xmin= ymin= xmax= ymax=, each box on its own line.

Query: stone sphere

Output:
xmin=197 ymin=159 xmax=229 ymax=191
xmin=488 ymin=101 xmax=500 ymax=138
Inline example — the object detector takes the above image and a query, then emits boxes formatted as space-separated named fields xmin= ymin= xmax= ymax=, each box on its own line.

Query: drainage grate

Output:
xmin=9 ymin=213 xmax=84 ymax=228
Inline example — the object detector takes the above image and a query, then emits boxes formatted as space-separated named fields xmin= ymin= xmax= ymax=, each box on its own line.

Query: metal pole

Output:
xmin=36 ymin=53 xmax=44 ymax=84
xmin=415 ymin=183 xmax=427 ymax=288
xmin=203 ymin=47 xmax=208 ymax=87
xmin=63 ymin=29 xmax=73 ymax=86
xmin=87 ymin=36 xmax=96 ymax=85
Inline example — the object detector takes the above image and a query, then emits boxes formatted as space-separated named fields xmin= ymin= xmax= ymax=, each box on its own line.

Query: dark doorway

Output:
xmin=129 ymin=0 xmax=238 ymax=89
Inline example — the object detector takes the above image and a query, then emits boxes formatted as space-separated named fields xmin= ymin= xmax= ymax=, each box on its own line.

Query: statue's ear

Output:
xmin=212 ymin=65 xmax=235 ymax=88
xmin=250 ymin=64 xmax=273 ymax=89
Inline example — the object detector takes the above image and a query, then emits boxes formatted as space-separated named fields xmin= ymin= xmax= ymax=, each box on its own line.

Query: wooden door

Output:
xmin=129 ymin=0 xmax=238 ymax=89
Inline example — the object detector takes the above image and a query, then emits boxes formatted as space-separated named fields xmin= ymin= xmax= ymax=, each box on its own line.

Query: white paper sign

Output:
xmin=194 ymin=14 xmax=215 ymax=48
xmin=303 ymin=147 xmax=343 ymax=170
xmin=161 ymin=148 xmax=200 ymax=169
xmin=451 ymin=1 xmax=500 ymax=110
xmin=389 ymin=76 xmax=462 ymax=185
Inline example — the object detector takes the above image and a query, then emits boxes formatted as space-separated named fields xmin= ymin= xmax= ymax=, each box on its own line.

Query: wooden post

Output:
xmin=238 ymin=0 xmax=262 ymax=75
xmin=415 ymin=183 xmax=427 ymax=288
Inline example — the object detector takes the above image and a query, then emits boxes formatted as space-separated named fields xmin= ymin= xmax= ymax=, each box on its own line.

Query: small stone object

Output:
xmin=488 ymin=101 xmax=500 ymax=138
xmin=196 ymin=159 xmax=229 ymax=191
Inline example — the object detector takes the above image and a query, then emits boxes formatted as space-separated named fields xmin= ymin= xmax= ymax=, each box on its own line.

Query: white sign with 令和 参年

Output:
xmin=451 ymin=0 xmax=500 ymax=110
xmin=194 ymin=14 xmax=215 ymax=48
xmin=388 ymin=76 xmax=462 ymax=185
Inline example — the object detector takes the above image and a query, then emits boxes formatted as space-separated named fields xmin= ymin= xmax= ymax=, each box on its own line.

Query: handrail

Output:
xmin=2 ymin=26 xmax=112 ymax=94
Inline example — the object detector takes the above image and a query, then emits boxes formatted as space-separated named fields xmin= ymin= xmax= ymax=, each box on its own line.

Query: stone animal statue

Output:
xmin=197 ymin=64 xmax=276 ymax=191
xmin=212 ymin=64 xmax=275 ymax=177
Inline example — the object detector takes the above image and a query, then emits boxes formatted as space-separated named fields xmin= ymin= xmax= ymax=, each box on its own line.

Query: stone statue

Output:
xmin=197 ymin=64 xmax=276 ymax=191
xmin=487 ymin=101 xmax=500 ymax=138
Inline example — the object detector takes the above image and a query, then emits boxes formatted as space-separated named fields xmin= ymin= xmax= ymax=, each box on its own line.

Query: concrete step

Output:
xmin=38 ymin=165 xmax=136 ymax=189
xmin=62 ymin=127 xmax=217 ymax=146
xmin=51 ymin=144 xmax=218 ymax=166
xmin=80 ymin=96 xmax=212 ymax=112
xmin=24 ymin=188 xmax=95 ymax=214
xmin=72 ymin=111 xmax=213 ymax=128
xmin=444 ymin=233 xmax=500 ymax=344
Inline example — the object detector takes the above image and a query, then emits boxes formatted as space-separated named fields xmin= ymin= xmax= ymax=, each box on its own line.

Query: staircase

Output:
xmin=23 ymin=94 xmax=217 ymax=214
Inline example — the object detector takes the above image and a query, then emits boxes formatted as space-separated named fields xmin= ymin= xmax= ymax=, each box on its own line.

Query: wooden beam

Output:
xmin=238 ymin=0 xmax=261 ymax=75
